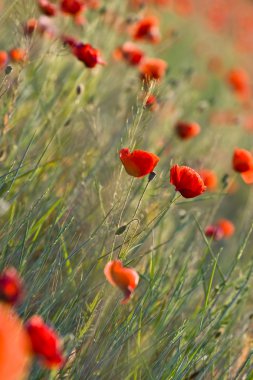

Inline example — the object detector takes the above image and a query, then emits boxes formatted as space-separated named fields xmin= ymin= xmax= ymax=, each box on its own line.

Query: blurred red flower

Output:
xmin=205 ymin=218 xmax=235 ymax=240
xmin=9 ymin=48 xmax=27 ymax=62
xmin=232 ymin=148 xmax=253 ymax=172
xmin=170 ymin=165 xmax=206 ymax=198
xmin=227 ymin=68 xmax=251 ymax=101
xmin=72 ymin=43 xmax=106 ymax=68
xmin=139 ymin=57 xmax=167 ymax=81
xmin=198 ymin=169 xmax=218 ymax=191
xmin=145 ymin=94 xmax=159 ymax=111
xmin=60 ymin=0 xmax=85 ymax=15
xmin=0 ymin=50 xmax=8 ymax=68
xmin=113 ymin=41 xmax=144 ymax=66
xmin=104 ymin=260 xmax=139 ymax=304
xmin=0 ymin=304 xmax=31 ymax=380
xmin=120 ymin=148 xmax=159 ymax=177
xmin=0 ymin=267 xmax=23 ymax=305
xmin=26 ymin=316 xmax=64 ymax=369
xmin=131 ymin=16 xmax=161 ymax=44
xmin=24 ymin=18 xmax=38 ymax=35
xmin=38 ymin=0 xmax=57 ymax=16
xmin=175 ymin=121 xmax=201 ymax=139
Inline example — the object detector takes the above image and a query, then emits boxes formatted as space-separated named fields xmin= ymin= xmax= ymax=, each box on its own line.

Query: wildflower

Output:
xmin=205 ymin=218 xmax=235 ymax=240
xmin=113 ymin=41 xmax=144 ymax=66
xmin=72 ymin=43 xmax=106 ymax=68
xmin=38 ymin=0 xmax=57 ymax=16
xmin=26 ymin=315 xmax=64 ymax=369
xmin=0 ymin=267 xmax=23 ymax=305
xmin=104 ymin=260 xmax=139 ymax=304
xmin=145 ymin=94 xmax=159 ymax=111
xmin=0 ymin=50 xmax=8 ymax=68
xmin=227 ymin=68 xmax=251 ymax=101
xmin=175 ymin=121 xmax=201 ymax=139
xmin=0 ymin=303 xmax=31 ymax=380
xmin=232 ymin=148 xmax=253 ymax=173
xmin=139 ymin=57 xmax=167 ymax=81
xmin=60 ymin=0 xmax=85 ymax=15
xmin=119 ymin=148 xmax=159 ymax=177
xmin=9 ymin=48 xmax=27 ymax=62
xmin=198 ymin=169 xmax=218 ymax=191
xmin=170 ymin=165 xmax=206 ymax=198
xmin=24 ymin=18 xmax=38 ymax=35
xmin=131 ymin=16 xmax=161 ymax=43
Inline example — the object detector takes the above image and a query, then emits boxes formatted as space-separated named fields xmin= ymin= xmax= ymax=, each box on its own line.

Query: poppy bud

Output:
xmin=175 ymin=121 xmax=201 ymax=139
xmin=72 ymin=43 xmax=106 ymax=68
xmin=170 ymin=164 xmax=206 ymax=198
xmin=115 ymin=225 xmax=127 ymax=235
xmin=24 ymin=18 xmax=38 ymax=35
xmin=0 ymin=267 xmax=23 ymax=305
xmin=205 ymin=225 xmax=223 ymax=240
xmin=25 ymin=316 xmax=64 ymax=369
xmin=38 ymin=0 xmax=57 ymax=16
xmin=60 ymin=0 xmax=85 ymax=15
xmin=119 ymin=148 xmax=159 ymax=178
xmin=145 ymin=94 xmax=159 ymax=111
xmin=104 ymin=260 xmax=139 ymax=304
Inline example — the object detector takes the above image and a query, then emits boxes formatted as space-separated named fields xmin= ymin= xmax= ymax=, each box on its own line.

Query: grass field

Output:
xmin=0 ymin=0 xmax=253 ymax=379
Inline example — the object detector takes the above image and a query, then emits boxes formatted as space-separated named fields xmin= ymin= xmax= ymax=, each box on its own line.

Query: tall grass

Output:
xmin=0 ymin=0 xmax=253 ymax=378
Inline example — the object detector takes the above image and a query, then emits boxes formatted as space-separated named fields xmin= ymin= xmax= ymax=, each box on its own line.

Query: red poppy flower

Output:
xmin=119 ymin=148 xmax=159 ymax=177
xmin=175 ymin=121 xmax=201 ymax=139
xmin=0 ymin=304 xmax=31 ymax=380
xmin=38 ymin=0 xmax=57 ymax=16
xmin=198 ymin=169 xmax=218 ymax=191
xmin=0 ymin=51 xmax=8 ymax=68
xmin=227 ymin=68 xmax=251 ymax=101
xmin=139 ymin=57 xmax=167 ymax=81
xmin=170 ymin=165 xmax=206 ymax=198
xmin=26 ymin=316 xmax=64 ymax=369
xmin=72 ymin=43 xmax=106 ymax=68
xmin=24 ymin=18 xmax=38 ymax=35
xmin=131 ymin=16 xmax=161 ymax=44
xmin=0 ymin=267 xmax=23 ymax=305
xmin=104 ymin=260 xmax=139 ymax=304
xmin=232 ymin=148 xmax=253 ymax=173
xmin=9 ymin=48 xmax=27 ymax=62
xmin=113 ymin=42 xmax=144 ymax=66
xmin=60 ymin=0 xmax=85 ymax=15
xmin=145 ymin=94 xmax=159 ymax=111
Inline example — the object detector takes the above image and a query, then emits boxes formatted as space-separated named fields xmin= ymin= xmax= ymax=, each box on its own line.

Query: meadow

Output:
xmin=0 ymin=0 xmax=253 ymax=379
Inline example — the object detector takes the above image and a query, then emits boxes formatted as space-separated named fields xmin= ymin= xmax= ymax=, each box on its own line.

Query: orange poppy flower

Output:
xmin=0 ymin=303 xmax=31 ymax=380
xmin=113 ymin=41 xmax=144 ymax=66
xmin=170 ymin=165 xmax=206 ymax=198
xmin=0 ymin=50 xmax=8 ymax=68
xmin=119 ymin=148 xmax=159 ymax=177
xmin=26 ymin=315 xmax=64 ymax=369
xmin=227 ymin=68 xmax=251 ymax=101
xmin=0 ymin=267 xmax=23 ymax=306
xmin=38 ymin=0 xmax=57 ymax=16
xmin=9 ymin=48 xmax=27 ymax=62
xmin=198 ymin=169 xmax=218 ymax=191
xmin=72 ymin=43 xmax=106 ymax=68
xmin=104 ymin=260 xmax=139 ymax=304
xmin=139 ymin=57 xmax=167 ymax=81
xmin=217 ymin=219 xmax=235 ymax=238
xmin=233 ymin=148 xmax=253 ymax=173
xmin=131 ymin=16 xmax=161 ymax=44
xmin=175 ymin=121 xmax=201 ymax=139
